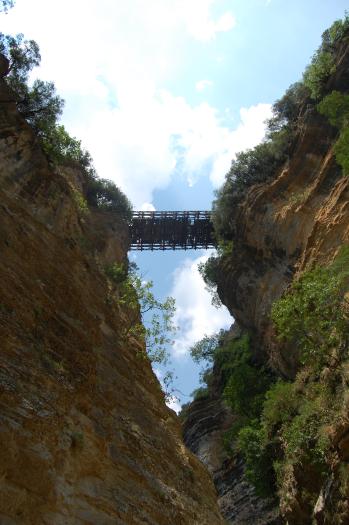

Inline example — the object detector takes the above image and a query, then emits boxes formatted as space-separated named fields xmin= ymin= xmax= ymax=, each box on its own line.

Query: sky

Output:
xmin=1 ymin=0 xmax=348 ymax=412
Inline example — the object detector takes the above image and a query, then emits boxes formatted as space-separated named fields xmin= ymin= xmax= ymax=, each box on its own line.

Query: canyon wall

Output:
xmin=0 ymin=79 xmax=224 ymax=524
xmin=182 ymin=35 xmax=349 ymax=525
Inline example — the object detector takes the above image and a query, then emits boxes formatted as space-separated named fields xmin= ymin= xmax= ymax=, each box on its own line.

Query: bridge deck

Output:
xmin=129 ymin=210 xmax=216 ymax=250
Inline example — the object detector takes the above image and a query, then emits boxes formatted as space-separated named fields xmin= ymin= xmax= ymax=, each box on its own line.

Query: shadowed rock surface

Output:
xmin=183 ymin=363 xmax=281 ymax=525
xmin=0 ymin=77 xmax=225 ymax=524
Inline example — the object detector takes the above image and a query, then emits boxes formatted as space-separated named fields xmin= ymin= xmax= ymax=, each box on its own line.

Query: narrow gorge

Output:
xmin=1 ymin=8 xmax=349 ymax=525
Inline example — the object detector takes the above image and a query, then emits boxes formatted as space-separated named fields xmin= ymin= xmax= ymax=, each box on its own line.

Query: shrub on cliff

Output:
xmin=189 ymin=331 xmax=224 ymax=364
xmin=266 ymin=82 xmax=309 ymax=135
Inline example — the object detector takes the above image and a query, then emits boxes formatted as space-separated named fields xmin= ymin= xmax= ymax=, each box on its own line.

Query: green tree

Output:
xmin=198 ymin=256 xmax=222 ymax=307
xmin=85 ymin=176 xmax=132 ymax=218
xmin=317 ymin=90 xmax=349 ymax=128
xmin=303 ymin=15 xmax=349 ymax=99
xmin=0 ymin=33 xmax=64 ymax=135
xmin=17 ymin=79 xmax=64 ymax=134
xmin=107 ymin=263 xmax=177 ymax=394
xmin=318 ymin=91 xmax=349 ymax=174
xmin=0 ymin=33 xmax=40 ymax=89
xmin=267 ymin=82 xmax=309 ymax=134
xmin=189 ymin=332 xmax=223 ymax=364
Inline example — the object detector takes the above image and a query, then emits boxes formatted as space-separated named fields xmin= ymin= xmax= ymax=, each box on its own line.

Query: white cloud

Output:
xmin=140 ymin=202 xmax=156 ymax=212
xmin=170 ymin=253 xmax=232 ymax=357
xmin=195 ymin=79 xmax=213 ymax=92
xmin=209 ymin=103 xmax=272 ymax=187
xmin=166 ymin=396 xmax=181 ymax=414
xmin=0 ymin=0 xmax=268 ymax=207
xmin=180 ymin=2 xmax=236 ymax=41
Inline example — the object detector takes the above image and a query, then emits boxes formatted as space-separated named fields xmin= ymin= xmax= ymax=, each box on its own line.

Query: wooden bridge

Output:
xmin=129 ymin=211 xmax=216 ymax=251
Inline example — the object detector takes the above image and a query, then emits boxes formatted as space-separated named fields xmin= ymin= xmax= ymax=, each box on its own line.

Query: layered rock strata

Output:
xmin=183 ymin=360 xmax=281 ymax=525
xmin=0 ymin=79 xmax=224 ymax=524
xmin=182 ymin=35 xmax=349 ymax=525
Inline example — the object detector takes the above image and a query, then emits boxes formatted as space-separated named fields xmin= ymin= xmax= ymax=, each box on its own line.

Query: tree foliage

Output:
xmin=234 ymin=247 xmax=349 ymax=501
xmin=106 ymin=262 xmax=176 ymax=394
xmin=272 ymin=246 xmax=349 ymax=367
xmin=266 ymin=82 xmax=309 ymax=135
xmin=85 ymin=175 xmax=132 ymax=218
xmin=318 ymin=91 xmax=349 ymax=175
xmin=193 ymin=248 xmax=349 ymax=500
xmin=303 ymin=14 xmax=349 ymax=99
xmin=197 ymin=256 xmax=222 ymax=307
xmin=189 ymin=332 xmax=223 ymax=364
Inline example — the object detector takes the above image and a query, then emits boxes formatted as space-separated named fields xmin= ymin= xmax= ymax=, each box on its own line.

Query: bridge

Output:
xmin=129 ymin=211 xmax=216 ymax=251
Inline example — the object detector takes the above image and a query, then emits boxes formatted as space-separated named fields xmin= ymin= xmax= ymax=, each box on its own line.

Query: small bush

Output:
xmin=84 ymin=175 xmax=132 ymax=219
xmin=334 ymin=127 xmax=349 ymax=174
xmin=267 ymin=82 xmax=309 ymax=135
xmin=105 ymin=262 xmax=128 ymax=284
xmin=224 ymin=359 xmax=271 ymax=420
xmin=237 ymin=421 xmax=276 ymax=497
xmin=262 ymin=381 xmax=298 ymax=436
xmin=213 ymin=139 xmax=289 ymax=240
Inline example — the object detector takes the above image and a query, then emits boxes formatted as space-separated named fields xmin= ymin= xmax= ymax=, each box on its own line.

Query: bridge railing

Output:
xmin=129 ymin=210 xmax=216 ymax=251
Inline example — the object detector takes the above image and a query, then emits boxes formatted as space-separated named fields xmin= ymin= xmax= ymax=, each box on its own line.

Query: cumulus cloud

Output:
xmin=209 ymin=103 xmax=273 ymax=187
xmin=170 ymin=253 xmax=232 ymax=357
xmin=180 ymin=2 xmax=236 ymax=41
xmin=195 ymin=79 xmax=213 ymax=92
xmin=0 ymin=0 xmax=268 ymax=207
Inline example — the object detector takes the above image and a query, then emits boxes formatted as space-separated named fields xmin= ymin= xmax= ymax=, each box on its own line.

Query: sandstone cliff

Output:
xmin=182 ymin=27 xmax=349 ymax=525
xmin=0 ymin=79 xmax=225 ymax=524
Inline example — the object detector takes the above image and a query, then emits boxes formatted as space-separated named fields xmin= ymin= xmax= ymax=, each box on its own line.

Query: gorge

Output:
xmin=1 ymin=6 xmax=349 ymax=525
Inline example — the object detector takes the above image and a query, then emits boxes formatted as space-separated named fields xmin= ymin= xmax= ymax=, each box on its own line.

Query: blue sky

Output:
xmin=2 ymin=0 xmax=348 ymax=411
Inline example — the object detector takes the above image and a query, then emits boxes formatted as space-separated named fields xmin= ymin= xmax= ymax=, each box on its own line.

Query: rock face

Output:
xmin=183 ymin=362 xmax=281 ymax=525
xmin=182 ymin=35 xmax=349 ymax=525
xmin=0 ymin=79 xmax=225 ymax=524
xmin=216 ymin=42 xmax=349 ymax=376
